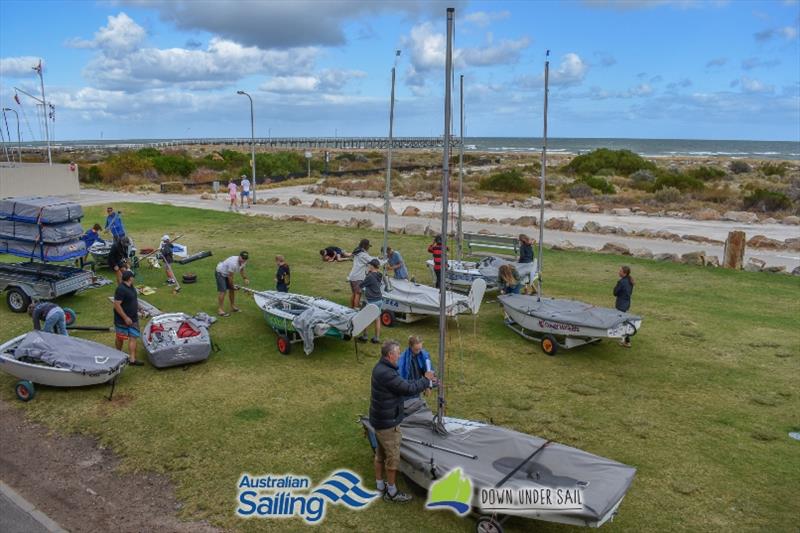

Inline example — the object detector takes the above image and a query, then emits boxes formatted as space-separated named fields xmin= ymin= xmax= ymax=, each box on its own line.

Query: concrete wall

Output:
xmin=0 ymin=163 xmax=80 ymax=198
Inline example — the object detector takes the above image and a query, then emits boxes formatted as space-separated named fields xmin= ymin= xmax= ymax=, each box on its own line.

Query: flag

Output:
xmin=33 ymin=60 xmax=42 ymax=74
xmin=14 ymin=93 xmax=21 ymax=105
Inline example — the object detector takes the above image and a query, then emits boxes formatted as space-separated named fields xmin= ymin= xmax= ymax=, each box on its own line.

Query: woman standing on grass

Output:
xmin=614 ymin=265 xmax=634 ymax=348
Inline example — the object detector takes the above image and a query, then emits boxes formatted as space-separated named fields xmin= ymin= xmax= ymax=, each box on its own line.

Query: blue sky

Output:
xmin=1 ymin=0 xmax=798 ymax=141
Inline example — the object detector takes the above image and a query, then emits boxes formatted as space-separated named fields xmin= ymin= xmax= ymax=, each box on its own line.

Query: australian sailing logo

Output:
xmin=425 ymin=468 xmax=473 ymax=516
xmin=236 ymin=470 xmax=378 ymax=524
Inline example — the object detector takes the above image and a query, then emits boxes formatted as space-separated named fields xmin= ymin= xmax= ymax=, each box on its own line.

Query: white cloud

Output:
xmin=0 ymin=57 xmax=44 ymax=78
xmin=628 ymin=83 xmax=653 ymax=97
xmin=594 ymin=51 xmax=616 ymax=67
xmin=515 ymin=53 xmax=589 ymax=89
xmin=261 ymin=69 xmax=366 ymax=93
xmin=705 ymin=57 xmax=727 ymax=68
xmin=463 ymin=10 xmax=510 ymax=27
xmin=754 ymin=25 xmax=799 ymax=42
xmin=740 ymin=76 xmax=775 ymax=94
xmin=741 ymin=57 xmax=781 ymax=70
xmin=582 ymin=0 xmax=727 ymax=10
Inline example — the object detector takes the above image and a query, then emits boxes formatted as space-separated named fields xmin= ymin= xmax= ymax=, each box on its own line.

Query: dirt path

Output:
xmin=0 ymin=399 xmax=220 ymax=533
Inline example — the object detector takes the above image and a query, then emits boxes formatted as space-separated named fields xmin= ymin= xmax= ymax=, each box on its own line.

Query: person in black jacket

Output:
xmin=360 ymin=259 xmax=383 ymax=344
xmin=518 ymin=234 xmax=534 ymax=264
xmin=108 ymin=237 xmax=130 ymax=284
xmin=613 ymin=265 xmax=634 ymax=347
xmin=370 ymin=340 xmax=436 ymax=503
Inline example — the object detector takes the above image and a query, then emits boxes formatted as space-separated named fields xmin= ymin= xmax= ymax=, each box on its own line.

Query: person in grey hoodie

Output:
xmin=613 ymin=265 xmax=634 ymax=347
xmin=347 ymin=238 xmax=376 ymax=309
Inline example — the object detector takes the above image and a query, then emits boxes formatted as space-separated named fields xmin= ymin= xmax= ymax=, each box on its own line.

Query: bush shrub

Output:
xmin=567 ymin=182 xmax=594 ymax=198
xmin=87 ymin=165 xmax=103 ymax=183
xmin=743 ymin=189 xmax=792 ymax=212
xmin=563 ymin=148 xmax=656 ymax=176
xmin=760 ymin=162 xmax=789 ymax=177
xmin=101 ymin=152 xmax=154 ymax=181
xmin=685 ymin=165 xmax=726 ymax=181
xmin=653 ymin=172 xmax=705 ymax=192
xmin=654 ymin=186 xmax=682 ymax=203
xmin=136 ymin=147 xmax=161 ymax=158
xmin=578 ymin=175 xmax=616 ymax=194
xmin=729 ymin=160 xmax=751 ymax=174
xmin=152 ymin=154 xmax=196 ymax=177
xmin=478 ymin=169 xmax=534 ymax=193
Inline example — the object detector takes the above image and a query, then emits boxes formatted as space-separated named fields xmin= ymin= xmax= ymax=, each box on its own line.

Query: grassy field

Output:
xmin=1 ymin=203 xmax=798 ymax=533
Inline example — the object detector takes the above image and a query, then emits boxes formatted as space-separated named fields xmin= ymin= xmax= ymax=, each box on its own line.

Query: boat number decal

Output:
xmin=538 ymin=320 xmax=580 ymax=333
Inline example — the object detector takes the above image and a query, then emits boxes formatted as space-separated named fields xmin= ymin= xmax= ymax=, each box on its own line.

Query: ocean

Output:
xmin=13 ymin=137 xmax=800 ymax=160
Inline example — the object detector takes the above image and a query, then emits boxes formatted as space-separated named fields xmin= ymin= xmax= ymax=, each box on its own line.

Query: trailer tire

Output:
xmin=276 ymin=335 xmax=292 ymax=355
xmin=63 ymin=307 xmax=77 ymax=326
xmin=6 ymin=288 xmax=31 ymax=313
xmin=15 ymin=380 xmax=35 ymax=402
xmin=380 ymin=310 xmax=396 ymax=327
xmin=541 ymin=334 xmax=559 ymax=356
xmin=476 ymin=516 xmax=504 ymax=533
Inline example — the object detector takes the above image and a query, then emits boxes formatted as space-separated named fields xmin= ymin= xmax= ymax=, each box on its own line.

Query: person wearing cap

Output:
xmin=104 ymin=206 xmax=126 ymax=243
xmin=360 ymin=258 xmax=384 ymax=343
xmin=113 ymin=270 xmax=143 ymax=366
xmin=427 ymin=235 xmax=446 ymax=288
xmin=240 ymin=175 xmax=252 ymax=208
xmin=227 ymin=179 xmax=238 ymax=211
xmin=108 ymin=236 xmax=131 ymax=284
xmin=216 ymin=251 xmax=250 ymax=316
xmin=347 ymin=238 xmax=376 ymax=309
xmin=160 ymin=235 xmax=178 ymax=287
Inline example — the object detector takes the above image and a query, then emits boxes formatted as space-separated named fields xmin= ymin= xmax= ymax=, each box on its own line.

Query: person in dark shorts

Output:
xmin=275 ymin=255 xmax=290 ymax=292
xmin=216 ymin=251 xmax=250 ymax=316
xmin=113 ymin=270 xmax=143 ymax=366
xmin=360 ymin=258 xmax=384 ymax=343
xmin=108 ymin=236 xmax=130 ymax=284
xmin=614 ymin=265 xmax=635 ymax=348
xmin=370 ymin=340 xmax=436 ymax=502
xmin=320 ymin=246 xmax=351 ymax=262
xmin=427 ymin=235 xmax=444 ymax=288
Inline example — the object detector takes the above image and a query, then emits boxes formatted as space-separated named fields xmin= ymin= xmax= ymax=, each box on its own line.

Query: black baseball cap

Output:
xmin=122 ymin=270 xmax=135 ymax=281
xmin=240 ymin=251 xmax=249 ymax=260
xmin=368 ymin=258 xmax=380 ymax=268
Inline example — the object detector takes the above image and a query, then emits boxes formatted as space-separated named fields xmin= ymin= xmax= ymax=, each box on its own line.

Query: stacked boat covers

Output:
xmin=0 ymin=196 xmax=86 ymax=261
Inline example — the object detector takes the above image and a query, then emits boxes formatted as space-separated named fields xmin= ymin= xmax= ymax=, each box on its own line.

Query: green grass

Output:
xmin=2 ymin=203 xmax=799 ymax=532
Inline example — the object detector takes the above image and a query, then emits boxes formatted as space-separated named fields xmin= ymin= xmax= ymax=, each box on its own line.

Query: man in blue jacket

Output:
xmin=370 ymin=340 xmax=436 ymax=503
xmin=397 ymin=335 xmax=434 ymax=401
xmin=105 ymin=206 xmax=126 ymax=243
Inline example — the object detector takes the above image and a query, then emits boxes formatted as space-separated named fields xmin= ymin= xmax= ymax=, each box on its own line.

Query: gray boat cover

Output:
xmin=498 ymin=294 xmax=641 ymax=329
xmin=0 ymin=219 xmax=84 ymax=244
xmin=363 ymin=400 xmax=636 ymax=526
xmin=288 ymin=296 xmax=355 ymax=354
xmin=143 ymin=314 xmax=211 ymax=368
xmin=0 ymin=197 xmax=83 ymax=224
xmin=477 ymin=256 xmax=538 ymax=283
xmin=13 ymin=331 xmax=127 ymax=375
xmin=1 ymin=238 xmax=86 ymax=261
xmin=383 ymin=278 xmax=471 ymax=313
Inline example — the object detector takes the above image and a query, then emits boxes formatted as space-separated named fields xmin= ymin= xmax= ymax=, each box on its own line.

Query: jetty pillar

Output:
xmin=723 ymin=230 xmax=746 ymax=269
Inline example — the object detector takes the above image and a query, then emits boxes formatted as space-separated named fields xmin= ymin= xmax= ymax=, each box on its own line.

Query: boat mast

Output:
xmin=457 ymin=74 xmax=464 ymax=262
xmin=436 ymin=7 xmax=455 ymax=427
xmin=34 ymin=60 xmax=52 ymax=165
xmin=536 ymin=51 xmax=549 ymax=297
xmin=382 ymin=50 xmax=400 ymax=261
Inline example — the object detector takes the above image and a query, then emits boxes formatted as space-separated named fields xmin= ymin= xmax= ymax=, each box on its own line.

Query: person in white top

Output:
xmin=240 ymin=174 xmax=252 ymax=208
xmin=216 ymin=251 xmax=250 ymax=316
xmin=228 ymin=179 xmax=238 ymax=211
xmin=347 ymin=238 xmax=376 ymax=309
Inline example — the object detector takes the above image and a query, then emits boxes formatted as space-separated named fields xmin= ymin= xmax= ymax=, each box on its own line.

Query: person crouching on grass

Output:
xmin=275 ymin=255 xmax=290 ymax=292
xmin=216 ymin=251 xmax=250 ymax=317
xmin=370 ymin=340 xmax=436 ymax=502
xmin=360 ymin=259 xmax=383 ymax=344
xmin=113 ymin=270 xmax=143 ymax=366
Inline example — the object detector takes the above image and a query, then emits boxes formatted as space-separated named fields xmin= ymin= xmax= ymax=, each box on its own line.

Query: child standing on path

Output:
xmin=275 ymin=255 xmax=290 ymax=292
xmin=228 ymin=179 xmax=238 ymax=211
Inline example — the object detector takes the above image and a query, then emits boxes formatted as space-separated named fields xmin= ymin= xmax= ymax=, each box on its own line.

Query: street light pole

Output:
xmin=237 ymin=90 xmax=257 ymax=203
xmin=2 ymin=108 xmax=22 ymax=162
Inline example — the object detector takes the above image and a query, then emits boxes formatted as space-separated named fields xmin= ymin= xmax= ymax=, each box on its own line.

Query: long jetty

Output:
xmin=13 ymin=137 xmax=460 ymax=153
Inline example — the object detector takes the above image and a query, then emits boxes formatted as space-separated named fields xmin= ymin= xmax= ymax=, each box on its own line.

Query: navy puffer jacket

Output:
xmin=369 ymin=358 xmax=430 ymax=430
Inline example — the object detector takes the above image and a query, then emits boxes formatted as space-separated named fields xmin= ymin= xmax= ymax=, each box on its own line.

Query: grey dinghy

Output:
xmin=498 ymin=294 xmax=641 ymax=355
xmin=427 ymin=257 xmax=538 ymax=293
xmin=245 ymin=288 xmax=379 ymax=355
xmin=0 ymin=331 xmax=127 ymax=401
xmin=362 ymin=400 xmax=636 ymax=528
xmin=379 ymin=277 xmax=486 ymax=326
xmin=142 ymin=312 xmax=212 ymax=368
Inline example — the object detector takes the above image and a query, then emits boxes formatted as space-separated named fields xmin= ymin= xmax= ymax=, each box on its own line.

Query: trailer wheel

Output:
xmin=276 ymin=335 xmax=292 ymax=355
xmin=15 ymin=380 xmax=35 ymax=402
xmin=476 ymin=516 xmax=504 ymax=533
xmin=541 ymin=334 xmax=559 ymax=356
xmin=6 ymin=288 xmax=31 ymax=313
xmin=63 ymin=307 xmax=77 ymax=326
xmin=380 ymin=310 xmax=396 ymax=327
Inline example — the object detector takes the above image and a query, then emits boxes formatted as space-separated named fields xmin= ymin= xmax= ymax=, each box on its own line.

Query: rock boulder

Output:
xmin=600 ymin=242 xmax=631 ymax=255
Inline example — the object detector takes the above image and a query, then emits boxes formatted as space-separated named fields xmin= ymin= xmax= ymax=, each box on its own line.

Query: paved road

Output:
xmin=79 ymin=188 xmax=800 ymax=270
xmin=0 ymin=483 xmax=64 ymax=533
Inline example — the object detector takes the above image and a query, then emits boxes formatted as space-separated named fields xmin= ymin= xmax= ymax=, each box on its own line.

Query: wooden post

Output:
xmin=723 ymin=230 xmax=746 ymax=269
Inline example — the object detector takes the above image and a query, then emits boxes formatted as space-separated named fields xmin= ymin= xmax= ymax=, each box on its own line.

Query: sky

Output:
xmin=0 ymin=0 xmax=798 ymax=142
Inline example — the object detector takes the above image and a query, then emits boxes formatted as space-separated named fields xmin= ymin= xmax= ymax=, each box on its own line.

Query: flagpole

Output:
xmin=34 ymin=60 xmax=52 ymax=165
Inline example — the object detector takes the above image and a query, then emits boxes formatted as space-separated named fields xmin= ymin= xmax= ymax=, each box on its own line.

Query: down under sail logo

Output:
xmin=426 ymin=468 xmax=473 ymax=516
xmin=236 ymin=470 xmax=378 ymax=524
